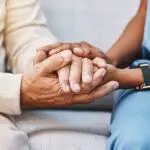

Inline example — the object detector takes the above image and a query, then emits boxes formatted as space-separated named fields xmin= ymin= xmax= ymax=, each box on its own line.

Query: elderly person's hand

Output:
xmin=35 ymin=43 xmax=108 ymax=94
xmin=21 ymin=50 xmax=119 ymax=109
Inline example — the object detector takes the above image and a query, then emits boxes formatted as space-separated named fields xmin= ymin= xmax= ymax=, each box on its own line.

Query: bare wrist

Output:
xmin=115 ymin=68 xmax=144 ymax=88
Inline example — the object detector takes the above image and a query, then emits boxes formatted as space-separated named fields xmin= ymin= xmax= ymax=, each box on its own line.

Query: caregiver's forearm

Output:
xmin=106 ymin=0 xmax=147 ymax=68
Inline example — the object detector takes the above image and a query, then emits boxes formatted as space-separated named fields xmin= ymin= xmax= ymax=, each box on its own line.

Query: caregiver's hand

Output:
xmin=35 ymin=45 xmax=107 ymax=94
xmin=47 ymin=42 xmax=111 ymax=63
xmin=21 ymin=50 xmax=119 ymax=109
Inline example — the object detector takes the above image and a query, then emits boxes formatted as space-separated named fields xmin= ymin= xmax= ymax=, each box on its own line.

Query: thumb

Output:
xmin=38 ymin=50 xmax=72 ymax=76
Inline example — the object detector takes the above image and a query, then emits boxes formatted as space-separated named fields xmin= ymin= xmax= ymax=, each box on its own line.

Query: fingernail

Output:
xmin=112 ymin=82 xmax=119 ymax=90
xmin=95 ymin=69 xmax=106 ymax=78
xmin=83 ymin=75 xmax=92 ymax=83
xmin=73 ymin=47 xmax=83 ymax=54
xmin=72 ymin=84 xmax=81 ymax=93
xmin=61 ymin=51 xmax=72 ymax=60
xmin=63 ymin=85 xmax=70 ymax=93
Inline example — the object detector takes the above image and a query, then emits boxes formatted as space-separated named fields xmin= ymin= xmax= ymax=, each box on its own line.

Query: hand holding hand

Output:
xmin=46 ymin=42 xmax=111 ymax=63
xmin=35 ymin=45 xmax=108 ymax=94
xmin=21 ymin=50 xmax=119 ymax=109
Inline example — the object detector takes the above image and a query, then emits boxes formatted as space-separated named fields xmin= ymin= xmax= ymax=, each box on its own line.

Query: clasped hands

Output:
xmin=21 ymin=42 xmax=119 ymax=109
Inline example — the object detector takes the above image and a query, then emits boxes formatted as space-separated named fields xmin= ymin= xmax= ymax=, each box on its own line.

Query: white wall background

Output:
xmin=41 ymin=0 xmax=140 ymax=51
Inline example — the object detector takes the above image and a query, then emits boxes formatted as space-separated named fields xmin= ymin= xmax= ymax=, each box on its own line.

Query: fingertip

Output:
xmin=60 ymin=50 xmax=72 ymax=62
xmin=94 ymin=68 xmax=106 ymax=80
xmin=73 ymin=47 xmax=84 ymax=56
xmin=70 ymin=83 xmax=81 ymax=93
xmin=49 ymin=50 xmax=55 ymax=55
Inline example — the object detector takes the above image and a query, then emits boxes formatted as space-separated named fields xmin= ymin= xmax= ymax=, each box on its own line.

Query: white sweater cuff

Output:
xmin=0 ymin=73 xmax=22 ymax=115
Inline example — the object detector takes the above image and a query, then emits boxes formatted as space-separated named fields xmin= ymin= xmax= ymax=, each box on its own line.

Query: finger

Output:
xmin=34 ymin=50 xmax=48 ymax=65
xmin=71 ymin=43 xmax=81 ymax=49
xmin=81 ymin=68 xmax=106 ymax=93
xmin=69 ymin=55 xmax=82 ymax=93
xmin=80 ymin=41 xmax=90 ymax=48
xmin=91 ymin=68 xmax=107 ymax=88
xmin=38 ymin=43 xmax=62 ymax=53
xmin=73 ymin=41 xmax=90 ymax=57
xmin=93 ymin=66 xmax=99 ymax=73
xmin=93 ymin=68 xmax=107 ymax=81
xmin=78 ymin=41 xmax=91 ymax=57
xmin=38 ymin=50 xmax=72 ymax=75
xmin=49 ymin=43 xmax=71 ymax=55
xmin=90 ymin=81 xmax=119 ymax=98
xmin=81 ymin=41 xmax=103 ymax=51
xmin=82 ymin=58 xmax=93 ymax=84
xmin=73 ymin=47 xmax=90 ymax=58
xmin=58 ymin=65 xmax=71 ymax=93
xmin=93 ymin=57 xmax=107 ymax=68
xmin=71 ymin=42 xmax=85 ymax=57
xmin=72 ymin=81 xmax=119 ymax=104
xmin=75 ymin=41 xmax=105 ymax=59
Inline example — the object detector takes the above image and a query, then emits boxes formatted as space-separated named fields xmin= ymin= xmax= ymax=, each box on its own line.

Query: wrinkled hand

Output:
xmin=21 ymin=50 xmax=73 ymax=108
xmin=35 ymin=46 xmax=107 ymax=94
xmin=21 ymin=50 xmax=119 ymax=109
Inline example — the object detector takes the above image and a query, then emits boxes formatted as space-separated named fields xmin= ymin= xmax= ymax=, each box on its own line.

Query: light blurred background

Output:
xmin=40 ymin=0 xmax=140 ymax=51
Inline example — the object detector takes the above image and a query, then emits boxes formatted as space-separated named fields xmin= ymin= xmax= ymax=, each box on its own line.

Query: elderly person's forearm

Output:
xmin=5 ymin=0 xmax=58 ymax=74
